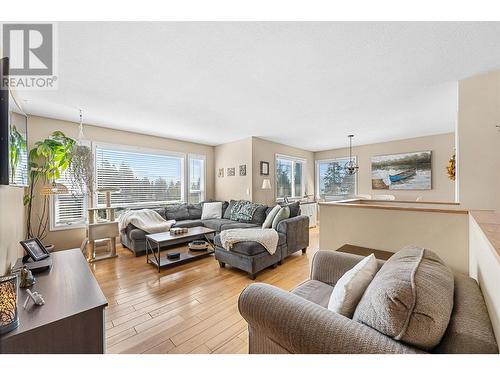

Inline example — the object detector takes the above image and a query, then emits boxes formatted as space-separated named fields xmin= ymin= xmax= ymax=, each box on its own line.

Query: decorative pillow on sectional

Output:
xmin=201 ymin=201 xmax=223 ymax=220
xmin=271 ymin=206 xmax=290 ymax=229
xmin=223 ymin=200 xmax=237 ymax=219
xmin=280 ymin=201 xmax=301 ymax=218
xmin=262 ymin=205 xmax=281 ymax=229
xmin=229 ymin=200 xmax=259 ymax=222
xmin=187 ymin=203 xmax=203 ymax=220
xmin=328 ymin=254 xmax=378 ymax=318
xmin=251 ymin=204 xmax=269 ymax=225
xmin=165 ymin=203 xmax=190 ymax=221
xmin=353 ymin=246 xmax=454 ymax=351
xmin=153 ymin=207 xmax=167 ymax=220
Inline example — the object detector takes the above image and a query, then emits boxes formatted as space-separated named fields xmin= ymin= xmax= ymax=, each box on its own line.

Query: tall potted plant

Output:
xmin=24 ymin=131 xmax=75 ymax=241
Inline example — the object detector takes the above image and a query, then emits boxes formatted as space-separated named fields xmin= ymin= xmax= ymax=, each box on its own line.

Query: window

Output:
xmin=276 ymin=155 xmax=306 ymax=200
xmin=188 ymin=155 xmax=205 ymax=204
xmin=51 ymin=169 xmax=87 ymax=230
xmin=316 ymin=157 xmax=357 ymax=200
xmin=95 ymin=145 xmax=185 ymax=207
xmin=51 ymin=142 xmax=207 ymax=230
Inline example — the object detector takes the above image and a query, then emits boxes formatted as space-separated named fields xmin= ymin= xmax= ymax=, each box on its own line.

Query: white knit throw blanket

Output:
xmin=219 ymin=228 xmax=279 ymax=255
xmin=118 ymin=209 xmax=176 ymax=234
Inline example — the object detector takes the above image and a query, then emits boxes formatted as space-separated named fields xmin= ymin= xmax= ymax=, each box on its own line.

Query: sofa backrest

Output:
xmin=433 ymin=274 xmax=498 ymax=354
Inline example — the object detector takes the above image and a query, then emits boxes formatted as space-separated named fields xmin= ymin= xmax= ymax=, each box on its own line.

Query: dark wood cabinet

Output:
xmin=0 ymin=249 xmax=108 ymax=353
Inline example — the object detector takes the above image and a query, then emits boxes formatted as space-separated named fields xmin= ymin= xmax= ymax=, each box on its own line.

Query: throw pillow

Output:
xmin=281 ymin=201 xmax=301 ymax=218
xmin=271 ymin=206 xmax=290 ymax=229
xmin=229 ymin=200 xmax=259 ymax=222
xmin=201 ymin=202 xmax=223 ymax=220
xmin=223 ymin=200 xmax=237 ymax=219
xmin=353 ymin=246 xmax=454 ymax=351
xmin=251 ymin=204 xmax=268 ymax=225
xmin=327 ymin=254 xmax=378 ymax=318
xmin=262 ymin=205 xmax=281 ymax=229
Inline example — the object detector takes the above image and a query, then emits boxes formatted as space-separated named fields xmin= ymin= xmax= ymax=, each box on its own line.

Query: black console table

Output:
xmin=0 ymin=249 xmax=108 ymax=353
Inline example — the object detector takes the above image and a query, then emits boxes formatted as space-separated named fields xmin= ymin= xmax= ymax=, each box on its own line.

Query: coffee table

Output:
xmin=145 ymin=226 xmax=216 ymax=272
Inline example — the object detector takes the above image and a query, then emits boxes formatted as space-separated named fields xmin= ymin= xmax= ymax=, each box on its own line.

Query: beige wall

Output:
xmin=319 ymin=203 xmax=469 ymax=274
xmin=252 ymin=137 xmax=315 ymax=205
xmin=457 ymin=70 xmax=500 ymax=211
xmin=27 ymin=115 xmax=215 ymax=250
xmin=315 ymin=133 xmax=456 ymax=202
xmin=0 ymin=185 xmax=25 ymax=275
xmin=214 ymin=138 xmax=253 ymax=201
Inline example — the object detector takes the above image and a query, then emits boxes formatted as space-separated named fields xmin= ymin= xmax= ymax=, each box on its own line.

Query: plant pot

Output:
xmin=44 ymin=244 xmax=55 ymax=253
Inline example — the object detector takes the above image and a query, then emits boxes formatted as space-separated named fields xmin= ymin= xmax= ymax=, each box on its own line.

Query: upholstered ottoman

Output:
xmin=213 ymin=233 xmax=285 ymax=279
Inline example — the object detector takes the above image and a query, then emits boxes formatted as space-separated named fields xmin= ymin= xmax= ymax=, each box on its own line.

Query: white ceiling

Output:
xmin=19 ymin=22 xmax=500 ymax=151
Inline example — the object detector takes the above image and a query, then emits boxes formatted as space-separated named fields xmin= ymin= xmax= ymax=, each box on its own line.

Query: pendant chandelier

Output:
xmin=344 ymin=134 xmax=359 ymax=176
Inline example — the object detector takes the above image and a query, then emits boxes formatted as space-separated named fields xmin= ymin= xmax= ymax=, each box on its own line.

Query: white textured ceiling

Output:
xmin=19 ymin=22 xmax=500 ymax=151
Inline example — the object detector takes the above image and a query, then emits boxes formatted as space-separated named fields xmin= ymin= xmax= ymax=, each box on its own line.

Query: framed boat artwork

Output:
xmin=371 ymin=151 xmax=432 ymax=190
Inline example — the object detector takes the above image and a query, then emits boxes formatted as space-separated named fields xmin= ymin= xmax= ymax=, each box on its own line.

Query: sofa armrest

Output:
xmin=276 ymin=215 xmax=309 ymax=252
xmin=238 ymin=283 xmax=421 ymax=354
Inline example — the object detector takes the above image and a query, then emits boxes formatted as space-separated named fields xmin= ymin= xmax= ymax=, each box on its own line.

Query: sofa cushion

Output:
xmin=280 ymin=201 xmax=301 ymax=218
xmin=187 ymin=203 xmax=203 ymax=220
xmin=433 ymin=274 xmax=498 ymax=354
xmin=328 ymin=254 xmax=378 ymax=318
xmin=201 ymin=201 xmax=223 ymax=220
xmin=292 ymin=280 xmax=334 ymax=308
xmin=229 ymin=200 xmax=260 ymax=222
xmin=172 ymin=219 xmax=203 ymax=228
xmin=353 ymin=246 xmax=454 ymax=351
xmin=262 ymin=205 xmax=281 ymax=229
xmin=251 ymin=204 xmax=269 ymax=225
xmin=165 ymin=203 xmax=190 ymax=221
xmin=153 ymin=207 xmax=167 ymax=220
xmin=202 ymin=218 xmax=234 ymax=232
xmin=214 ymin=232 xmax=286 ymax=251
xmin=272 ymin=206 xmax=290 ymax=229
xmin=223 ymin=200 xmax=237 ymax=219
xmin=220 ymin=222 xmax=260 ymax=231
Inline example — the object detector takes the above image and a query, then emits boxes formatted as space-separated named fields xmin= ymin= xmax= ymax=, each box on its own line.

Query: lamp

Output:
xmin=344 ymin=134 xmax=359 ymax=176
xmin=261 ymin=178 xmax=272 ymax=206
xmin=0 ymin=274 xmax=19 ymax=334
xmin=39 ymin=181 xmax=69 ymax=196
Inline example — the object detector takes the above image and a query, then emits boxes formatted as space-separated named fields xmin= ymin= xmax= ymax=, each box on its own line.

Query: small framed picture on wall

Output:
xmin=260 ymin=161 xmax=269 ymax=175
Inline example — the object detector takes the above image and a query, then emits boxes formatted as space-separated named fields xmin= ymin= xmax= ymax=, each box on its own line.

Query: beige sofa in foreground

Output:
xmin=238 ymin=249 xmax=498 ymax=354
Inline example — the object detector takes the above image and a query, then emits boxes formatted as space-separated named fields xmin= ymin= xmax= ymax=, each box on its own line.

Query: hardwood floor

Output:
xmin=90 ymin=228 xmax=319 ymax=354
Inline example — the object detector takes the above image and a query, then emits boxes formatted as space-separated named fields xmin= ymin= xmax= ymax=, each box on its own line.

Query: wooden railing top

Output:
xmin=470 ymin=210 xmax=500 ymax=259
xmin=319 ymin=199 xmax=469 ymax=214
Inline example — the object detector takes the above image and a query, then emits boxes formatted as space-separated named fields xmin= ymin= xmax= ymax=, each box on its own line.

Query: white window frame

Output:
xmin=93 ymin=142 xmax=186 ymax=209
xmin=50 ymin=193 xmax=88 ymax=231
xmin=51 ymin=141 xmax=207 ymax=231
xmin=275 ymin=154 xmax=307 ymax=201
xmin=187 ymin=153 xmax=206 ymax=204
xmin=315 ymin=157 xmax=358 ymax=200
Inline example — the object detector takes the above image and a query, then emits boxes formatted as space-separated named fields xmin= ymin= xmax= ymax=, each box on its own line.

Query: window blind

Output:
xmin=53 ymin=169 xmax=86 ymax=227
xmin=95 ymin=146 xmax=184 ymax=207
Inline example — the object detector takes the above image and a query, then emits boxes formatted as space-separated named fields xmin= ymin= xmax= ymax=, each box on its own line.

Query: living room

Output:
xmin=1 ymin=3 xmax=500 ymax=373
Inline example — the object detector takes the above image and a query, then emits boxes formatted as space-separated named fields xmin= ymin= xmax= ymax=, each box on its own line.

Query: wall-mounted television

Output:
xmin=0 ymin=57 xmax=28 ymax=187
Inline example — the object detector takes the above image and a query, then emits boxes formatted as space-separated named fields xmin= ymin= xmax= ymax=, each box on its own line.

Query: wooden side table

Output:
xmin=0 ymin=249 xmax=108 ymax=353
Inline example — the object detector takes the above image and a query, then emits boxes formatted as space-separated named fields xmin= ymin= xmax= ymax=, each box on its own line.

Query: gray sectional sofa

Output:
xmin=119 ymin=200 xmax=310 ymax=266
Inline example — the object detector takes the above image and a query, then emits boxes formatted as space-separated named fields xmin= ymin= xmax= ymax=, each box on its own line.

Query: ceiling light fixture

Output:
xmin=344 ymin=134 xmax=359 ymax=176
